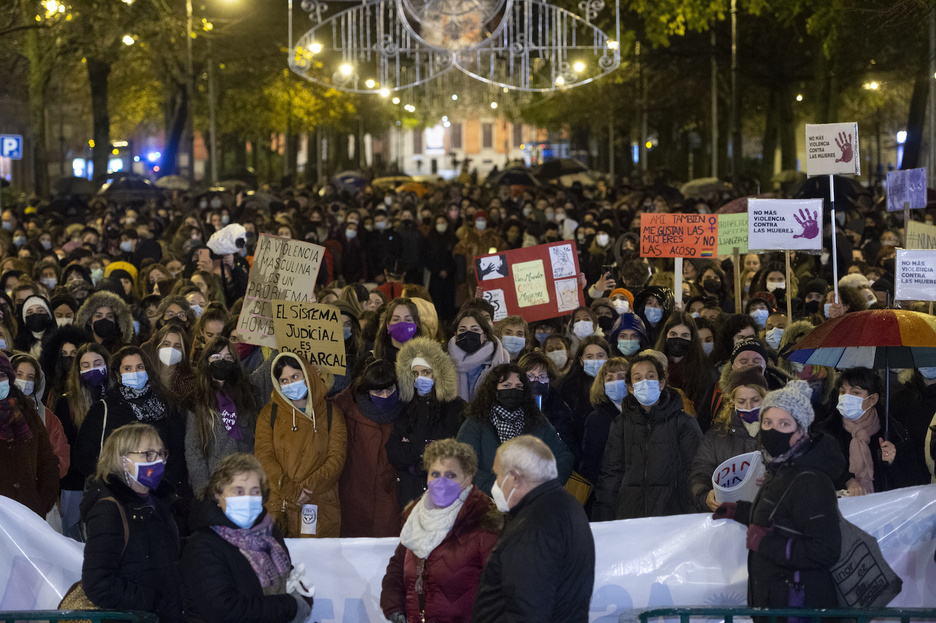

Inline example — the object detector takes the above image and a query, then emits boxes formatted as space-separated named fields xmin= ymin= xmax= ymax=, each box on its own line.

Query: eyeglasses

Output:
xmin=164 ymin=311 xmax=187 ymax=320
xmin=527 ymin=373 xmax=549 ymax=383
xmin=127 ymin=449 xmax=169 ymax=462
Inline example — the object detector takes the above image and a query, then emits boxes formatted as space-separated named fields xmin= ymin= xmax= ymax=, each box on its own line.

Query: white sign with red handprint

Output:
xmin=805 ymin=122 xmax=860 ymax=176
xmin=747 ymin=198 xmax=824 ymax=252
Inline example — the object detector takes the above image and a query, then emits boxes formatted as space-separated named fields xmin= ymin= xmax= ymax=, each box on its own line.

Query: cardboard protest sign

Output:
xmin=271 ymin=301 xmax=346 ymax=374
xmin=747 ymin=199 xmax=824 ymax=252
xmin=716 ymin=213 xmax=749 ymax=255
xmin=906 ymin=220 xmax=936 ymax=250
xmin=639 ymin=213 xmax=718 ymax=258
xmin=895 ymin=250 xmax=936 ymax=301
xmin=474 ymin=241 xmax=584 ymax=323
xmin=805 ymin=122 xmax=861 ymax=176
xmin=886 ymin=168 xmax=927 ymax=212
xmin=237 ymin=234 xmax=325 ymax=348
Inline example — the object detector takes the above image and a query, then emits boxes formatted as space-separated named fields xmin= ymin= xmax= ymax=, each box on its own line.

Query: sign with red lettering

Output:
xmin=639 ymin=213 xmax=719 ymax=258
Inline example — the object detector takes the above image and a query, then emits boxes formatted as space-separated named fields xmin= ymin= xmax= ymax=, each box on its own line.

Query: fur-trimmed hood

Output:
xmin=395 ymin=336 xmax=459 ymax=403
xmin=74 ymin=290 xmax=135 ymax=345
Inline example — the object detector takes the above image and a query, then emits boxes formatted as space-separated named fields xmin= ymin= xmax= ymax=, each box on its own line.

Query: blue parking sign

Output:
xmin=0 ymin=135 xmax=23 ymax=160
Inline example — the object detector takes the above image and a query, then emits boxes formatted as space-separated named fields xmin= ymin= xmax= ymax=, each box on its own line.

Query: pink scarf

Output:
xmin=841 ymin=406 xmax=881 ymax=493
xmin=212 ymin=514 xmax=291 ymax=591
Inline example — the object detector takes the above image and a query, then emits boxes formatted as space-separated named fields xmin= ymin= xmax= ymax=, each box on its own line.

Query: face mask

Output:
xmin=90 ymin=268 xmax=104 ymax=285
xmin=583 ymin=358 xmax=606 ymax=378
xmin=56 ymin=316 xmax=73 ymax=328
xmin=0 ymin=339 xmax=7 ymax=351
xmin=544 ymin=211 xmax=555 ymax=221
xmin=496 ymin=388 xmax=525 ymax=410
xmin=665 ymin=337 xmax=692 ymax=358
xmin=371 ymin=389 xmax=400 ymax=411
xmin=2 ymin=222 xmax=12 ymax=232
xmin=547 ymin=350 xmax=568 ymax=368
xmin=209 ymin=360 xmax=237 ymax=382
xmin=40 ymin=277 xmax=57 ymax=290
xmin=632 ymin=379 xmax=661 ymax=406
xmin=766 ymin=281 xmax=785 ymax=293
xmin=93 ymin=318 xmax=116 ymax=338
xmin=125 ymin=458 xmax=165 ymax=490
xmin=475 ymin=219 xmax=487 ymax=231
xmin=617 ymin=338 xmax=640 ymax=356
xmin=556 ymin=212 xmax=566 ymax=221
xmin=491 ymin=476 xmax=514 ymax=512
xmin=612 ymin=300 xmax=630 ymax=314
xmin=121 ymin=371 xmax=148 ymax=390
xmin=375 ymin=221 xmax=387 ymax=231
xmin=345 ymin=229 xmax=357 ymax=240
xmin=81 ymin=366 xmax=108 ymax=387
xmin=805 ymin=300 xmax=820 ymax=315
xmin=158 ymin=347 xmax=182 ymax=366
xmin=837 ymin=393 xmax=869 ymax=421
xmin=190 ymin=305 xmax=203 ymax=319
xmin=596 ymin=233 xmax=610 ymax=247
xmin=736 ymin=407 xmax=760 ymax=424
xmin=388 ymin=321 xmax=418 ymax=343
xmin=414 ymin=375 xmax=435 ymax=396
xmin=14 ymin=378 xmax=33 ymax=396
xmin=605 ymin=379 xmax=627 ymax=403
xmin=120 ymin=241 xmax=133 ymax=253
xmin=427 ymin=476 xmax=463 ymax=508
xmin=572 ymin=320 xmax=595 ymax=339
xmin=455 ymin=331 xmax=483 ymax=354
xmin=342 ymin=326 xmax=352 ymax=341
xmin=765 ymin=328 xmax=784 ymax=350
xmin=702 ymin=342 xmax=715 ymax=356
xmin=820 ymin=251 xmax=830 ymax=265
xmin=0 ymin=379 xmax=8 ymax=400
xmin=435 ymin=223 xmax=448 ymax=234
xmin=61 ymin=355 xmax=75 ymax=371
xmin=534 ymin=330 xmax=551 ymax=345
xmin=919 ymin=367 xmax=936 ymax=380
xmin=702 ymin=279 xmax=721 ymax=294
xmin=502 ymin=335 xmax=526 ymax=355
xmin=644 ymin=306 xmax=663 ymax=326
xmin=597 ymin=316 xmax=614 ymax=333
xmin=760 ymin=427 xmax=796 ymax=458
xmin=12 ymin=235 xmax=25 ymax=247
xmin=531 ymin=380 xmax=549 ymax=397
xmin=522 ymin=206 xmax=533 ymax=217
xmin=750 ymin=309 xmax=769 ymax=328
xmin=281 ymin=380 xmax=308 ymax=401
xmin=823 ymin=303 xmax=832 ymax=319
xmin=24 ymin=314 xmax=50 ymax=333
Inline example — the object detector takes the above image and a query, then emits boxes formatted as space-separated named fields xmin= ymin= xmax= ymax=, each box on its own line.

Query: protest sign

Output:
xmin=895 ymin=250 xmax=936 ymax=301
xmin=747 ymin=198 xmax=824 ymax=252
xmin=716 ymin=213 xmax=749 ymax=255
xmin=712 ymin=451 xmax=764 ymax=504
xmin=639 ymin=213 xmax=718 ymax=258
xmin=271 ymin=301 xmax=346 ymax=374
xmin=237 ymin=234 xmax=324 ymax=348
xmin=886 ymin=168 xmax=928 ymax=212
xmin=805 ymin=122 xmax=861 ymax=176
xmin=906 ymin=220 xmax=936 ymax=250
xmin=474 ymin=241 xmax=584 ymax=323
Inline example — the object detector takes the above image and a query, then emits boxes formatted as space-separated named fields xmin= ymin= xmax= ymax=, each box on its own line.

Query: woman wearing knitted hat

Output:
xmin=712 ymin=380 xmax=845 ymax=614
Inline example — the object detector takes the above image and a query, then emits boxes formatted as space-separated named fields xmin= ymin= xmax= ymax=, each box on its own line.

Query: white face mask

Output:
xmin=766 ymin=281 xmax=785 ymax=293
xmin=546 ymin=350 xmax=568 ymax=368
xmin=596 ymin=233 xmax=610 ymax=247
xmin=572 ymin=320 xmax=595 ymax=339
xmin=491 ymin=474 xmax=514 ymax=512
xmin=765 ymin=327 xmax=784 ymax=350
xmin=611 ymin=300 xmax=629 ymax=314
xmin=836 ymin=393 xmax=869 ymax=421
xmin=158 ymin=347 xmax=182 ymax=366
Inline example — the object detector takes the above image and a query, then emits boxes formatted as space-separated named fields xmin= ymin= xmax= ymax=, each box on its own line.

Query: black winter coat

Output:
xmin=366 ymin=228 xmax=402 ymax=280
xmin=689 ymin=413 xmax=759 ymax=511
xmin=180 ymin=498 xmax=298 ymax=623
xmin=593 ymin=387 xmax=702 ymax=520
xmin=556 ymin=367 xmax=593 ymax=451
xmin=887 ymin=383 xmax=936 ymax=486
xmin=540 ymin=389 xmax=579 ymax=468
xmin=734 ymin=434 xmax=845 ymax=610
xmin=80 ymin=477 xmax=182 ymax=623
xmin=819 ymin=411 xmax=916 ymax=493
xmin=472 ymin=479 xmax=595 ymax=623
xmin=580 ymin=399 xmax=619 ymax=485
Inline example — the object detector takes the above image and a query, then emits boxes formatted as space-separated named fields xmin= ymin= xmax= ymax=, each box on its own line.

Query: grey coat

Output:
xmin=688 ymin=412 xmax=759 ymax=511
xmin=184 ymin=408 xmax=255 ymax=495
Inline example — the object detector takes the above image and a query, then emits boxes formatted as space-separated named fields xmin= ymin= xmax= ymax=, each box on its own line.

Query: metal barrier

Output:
xmin=0 ymin=611 xmax=158 ymax=623
xmin=640 ymin=607 xmax=936 ymax=623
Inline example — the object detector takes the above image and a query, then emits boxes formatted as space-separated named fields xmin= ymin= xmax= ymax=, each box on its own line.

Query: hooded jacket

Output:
xmin=75 ymin=290 xmax=135 ymax=347
xmin=388 ymin=337 xmax=467 ymax=507
xmin=254 ymin=352 xmax=347 ymax=538
xmin=0 ymin=397 xmax=60 ymax=516
xmin=689 ymin=410 xmax=759 ymax=511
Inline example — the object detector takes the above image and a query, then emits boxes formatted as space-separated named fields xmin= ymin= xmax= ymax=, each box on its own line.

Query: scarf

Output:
xmin=842 ymin=406 xmax=881 ymax=494
xmin=118 ymin=384 xmax=169 ymax=423
xmin=399 ymin=486 xmax=470 ymax=560
xmin=490 ymin=403 xmax=525 ymax=444
xmin=355 ymin=391 xmax=405 ymax=424
xmin=216 ymin=391 xmax=243 ymax=440
xmin=0 ymin=398 xmax=31 ymax=442
xmin=450 ymin=338 xmax=507 ymax=400
xmin=212 ymin=514 xmax=291 ymax=593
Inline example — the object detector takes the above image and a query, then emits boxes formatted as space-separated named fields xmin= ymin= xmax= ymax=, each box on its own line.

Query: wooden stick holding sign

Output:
xmin=674 ymin=258 xmax=683 ymax=310
xmin=733 ymin=248 xmax=742 ymax=313
xmin=904 ymin=202 xmax=911 ymax=247
xmin=784 ymin=251 xmax=793 ymax=320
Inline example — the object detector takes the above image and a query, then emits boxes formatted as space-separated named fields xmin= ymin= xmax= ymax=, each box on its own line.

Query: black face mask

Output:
xmin=760 ymin=427 xmax=796 ymax=457
xmin=24 ymin=313 xmax=51 ymax=333
xmin=496 ymin=388 xmax=525 ymax=410
xmin=92 ymin=318 xmax=116 ymax=338
xmin=456 ymin=331 xmax=483 ymax=354
xmin=531 ymin=380 xmax=549 ymax=396
xmin=597 ymin=315 xmax=614 ymax=332
xmin=665 ymin=337 xmax=692 ymax=358
xmin=702 ymin=279 xmax=721 ymax=294
xmin=804 ymin=300 xmax=821 ymax=315
xmin=60 ymin=355 xmax=75 ymax=372
xmin=209 ymin=359 xmax=238 ymax=382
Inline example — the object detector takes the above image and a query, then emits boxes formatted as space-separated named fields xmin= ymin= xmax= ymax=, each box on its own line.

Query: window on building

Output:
xmin=413 ymin=131 xmax=423 ymax=155
xmin=482 ymin=123 xmax=493 ymax=149
xmin=451 ymin=123 xmax=462 ymax=149
xmin=513 ymin=123 xmax=523 ymax=147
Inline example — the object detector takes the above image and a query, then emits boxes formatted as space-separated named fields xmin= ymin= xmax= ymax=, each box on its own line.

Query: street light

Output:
xmin=339 ymin=63 xmax=353 ymax=76
xmin=365 ymin=78 xmax=376 ymax=89
xmin=490 ymin=102 xmax=497 ymax=109
xmin=555 ymin=76 xmax=565 ymax=86
xmin=379 ymin=88 xmax=390 ymax=97
xmin=122 ymin=34 xmax=135 ymax=45
xmin=573 ymin=61 xmax=585 ymax=73
xmin=310 ymin=42 xmax=323 ymax=54
xmin=863 ymin=81 xmax=880 ymax=90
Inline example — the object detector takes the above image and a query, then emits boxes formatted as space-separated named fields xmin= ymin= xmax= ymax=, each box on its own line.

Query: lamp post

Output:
xmin=186 ymin=0 xmax=195 ymax=181
xmin=208 ymin=39 xmax=218 ymax=184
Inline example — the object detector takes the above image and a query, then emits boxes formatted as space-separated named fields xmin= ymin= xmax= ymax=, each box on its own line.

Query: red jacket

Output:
xmin=334 ymin=389 xmax=401 ymax=538
xmin=380 ymin=486 xmax=502 ymax=623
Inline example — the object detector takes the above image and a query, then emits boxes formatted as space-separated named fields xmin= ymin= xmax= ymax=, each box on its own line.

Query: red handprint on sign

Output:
xmin=792 ymin=208 xmax=819 ymax=240
xmin=834 ymin=132 xmax=853 ymax=164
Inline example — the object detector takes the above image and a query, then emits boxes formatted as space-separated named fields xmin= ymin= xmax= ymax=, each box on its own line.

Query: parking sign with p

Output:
xmin=0 ymin=136 xmax=23 ymax=160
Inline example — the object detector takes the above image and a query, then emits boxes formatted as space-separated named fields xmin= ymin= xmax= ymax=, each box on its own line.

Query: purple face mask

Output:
xmin=387 ymin=321 xmax=417 ymax=343
xmin=737 ymin=407 xmax=760 ymax=424
xmin=127 ymin=459 xmax=165 ymax=490
xmin=80 ymin=366 xmax=108 ymax=387
xmin=427 ymin=476 xmax=463 ymax=508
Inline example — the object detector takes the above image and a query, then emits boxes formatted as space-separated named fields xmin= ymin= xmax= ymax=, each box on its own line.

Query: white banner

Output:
xmin=748 ymin=199 xmax=824 ymax=252
xmin=805 ymin=122 xmax=861 ymax=176
xmin=895 ymin=249 xmax=936 ymax=301
xmin=0 ymin=486 xmax=934 ymax=620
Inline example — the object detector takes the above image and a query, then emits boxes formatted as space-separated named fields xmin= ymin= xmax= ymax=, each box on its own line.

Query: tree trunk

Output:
xmin=761 ymin=89 xmax=778 ymax=190
xmin=162 ymin=79 xmax=188 ymax=175
xmin=87 ymin=58 xmax=111 ymax=185
xmin=25 ymin=26 xmax=50 ymax=197
xmin=902 ymin=61 xmax=929 ymax=169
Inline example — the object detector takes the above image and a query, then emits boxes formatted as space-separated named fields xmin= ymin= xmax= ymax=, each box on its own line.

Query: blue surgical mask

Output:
xmin=702 ymin=342 xmax=714 ymax=356
xmin=534 ymin=331 xmax=551 ymax=345
xmin=765 ymin=327 xmax=784 ymax=350
xmin=281 ymin=380 xmax=308 ymax=401
xmin=502 ymin=335 xmax=526 ymax=355
xmin=0 ymin=379 xmax=9 ymax=399
xmin=414 ymin=376 xmax=434 ymax=396
xmin=644 ymin=306 xmax=663 ymax=326
xmin=343 ymin=326 xmax=352 ymax=341
xmin=132 ymin=320 xmax=140 ymax=335
xmin=14 ymin=378 xmax=33 ymax=396
xmin=632 ymin=379 xmax=661 ymax=406
xmin=120 ymin=241 xmax=133 ymax=253
xmin=121 ymin=371 xmax=148 ymax=390
xmin=12 ymin=235 xmax=25 ymax=247
xmin=583 ymin=358 xmax=606 ymax=378
xmin=190 ymin=305 xmax=203 ymax=318
xmin=617 ymin=338 xmax=640 ymax=356
xmin=750 ymin=309 xmax=769 ymax=328
xmin=224 ymin=495 xmax=264 ymax=529
xmin=605 ymin=379 xmax=627 ymax=403
xmin=920 ymin=367 xmax=936 ymax=380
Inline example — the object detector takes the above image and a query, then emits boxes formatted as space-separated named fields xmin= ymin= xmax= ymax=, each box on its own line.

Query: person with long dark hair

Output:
xmin=447 ymin=307 xmax=510 ymax=402
xmin=653 ymin=311 xmax=715 ymax=411
xmin=373 ymin=297 xmax=424 ymax=364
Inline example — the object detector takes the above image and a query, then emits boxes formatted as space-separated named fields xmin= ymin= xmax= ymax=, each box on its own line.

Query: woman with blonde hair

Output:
xmin=580 ymin=358 xmax=629 ymax=486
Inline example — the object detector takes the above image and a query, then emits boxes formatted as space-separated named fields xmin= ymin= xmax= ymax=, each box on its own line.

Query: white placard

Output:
xmin=712 ymin=451 xmax=765 ymax=504
xmin=747 ymin=198 xmax=824 ymax=252
xmin=895 ymin=249 xmax=936 ymax=301
xmin=805 ymin=122 xmax=861 ymax=176
xmin=301 ymin=504 xmax=318 ymax=535
xmin=886 ymin=168 xmax=928 ymax=212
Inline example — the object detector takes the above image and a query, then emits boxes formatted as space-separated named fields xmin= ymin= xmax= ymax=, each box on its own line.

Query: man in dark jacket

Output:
xmin=366 ymin=210 xmax=402 ymax=282
xmin=472 ymin=435 xmax=594 ymax=622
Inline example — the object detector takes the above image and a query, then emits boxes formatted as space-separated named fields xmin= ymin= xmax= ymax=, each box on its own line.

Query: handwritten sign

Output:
xmin=639 ymin=213 xmax=718 ymax=258
xmin=805 ymin=122 xmax=861 ymax=176
xmin=271 ymin=301 xmax=346 ymax=374
xmin=237 ymin=234 xmax=325 ymax=348
xmin=717 ymin=213 xmax=749 ymax=255
xmin=886 ymin=168 xmax=927 ymax=212
xmin=474 ymin=241 xmax=584 ymax=323
xmin=747 ymin=199 xmax=824 ymax=252
xmin=907 ymin=220 xmax=936 ymax=250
